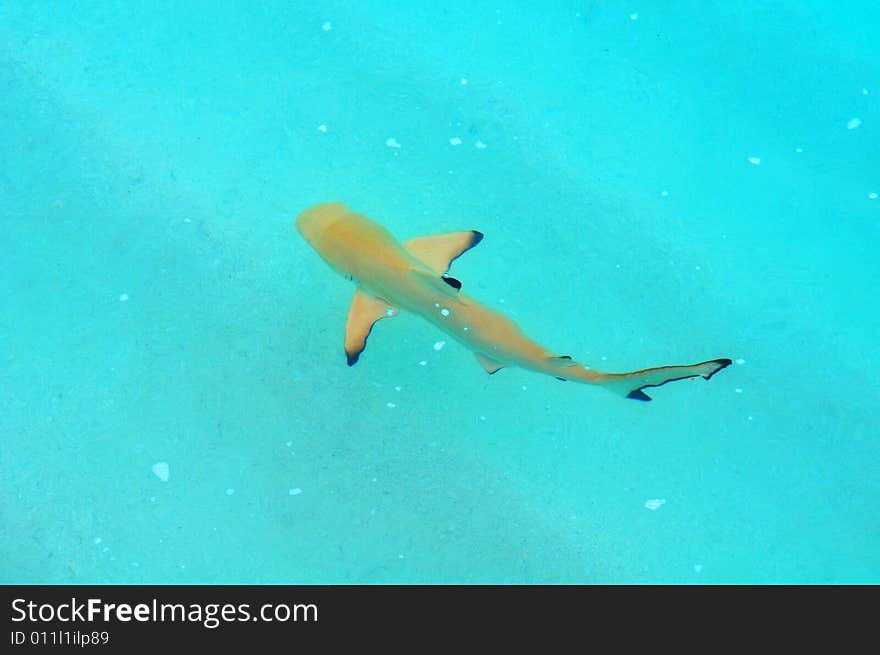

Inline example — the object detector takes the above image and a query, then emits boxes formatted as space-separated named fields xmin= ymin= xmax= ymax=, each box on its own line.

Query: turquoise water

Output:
xmin=2 ymin=1 xmax=878 ymax=584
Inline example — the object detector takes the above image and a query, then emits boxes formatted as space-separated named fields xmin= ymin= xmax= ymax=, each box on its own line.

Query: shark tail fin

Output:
xmin=594 ymin=358 xmax=732 ymax=401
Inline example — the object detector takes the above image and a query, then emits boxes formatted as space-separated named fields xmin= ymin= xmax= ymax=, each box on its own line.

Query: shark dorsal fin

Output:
xmin=403 ymin=230 xmax=484 ymax=275
xmin=474 ymin=352 xmax=506 ymax=374
xmin=344 ymin=289 xmax=398 ymax=366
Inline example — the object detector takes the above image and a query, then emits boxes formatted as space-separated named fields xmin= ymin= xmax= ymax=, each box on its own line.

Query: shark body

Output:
xmin=296 ymin=202 xmax=730 ymax=401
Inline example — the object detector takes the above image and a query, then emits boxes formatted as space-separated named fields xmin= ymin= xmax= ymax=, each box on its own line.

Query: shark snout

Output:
xmin=295 ymin=202 xmax=348 ymax=245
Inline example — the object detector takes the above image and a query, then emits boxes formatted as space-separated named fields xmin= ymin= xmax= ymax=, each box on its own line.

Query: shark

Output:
xmin=295 ymin=202 xmax=731 ymax=401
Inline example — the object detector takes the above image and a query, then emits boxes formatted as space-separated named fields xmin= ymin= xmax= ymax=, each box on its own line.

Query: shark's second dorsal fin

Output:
xmin=344 ymin=289 xmax=398 ymax=366
xmin=403 ymin=230 xmax=484 ymax=275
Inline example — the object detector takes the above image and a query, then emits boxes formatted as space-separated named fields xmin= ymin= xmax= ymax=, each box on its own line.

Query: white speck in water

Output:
xmin=601 ymin=356 xmax=608 ymax=361
xmin=385 ymin=308 xmax=395 ymax=316
xmin=795 ymin=147 xmax=803 ymax=153
xmin=149 ymin=496 xmax=156 ymax=503
xmin=521 ymin=385 xmax=528 ymax=391
xmin=225 ymin=488 xmax=235 ymax=496
xmin=735 ymin=358 xmax=746 ymax=365
xmin=285 ymin=440 xmax=293 ymax=447
xmin=440 ymin=308 xmax=450 ymax=317
xmin=394 ymin=385 xmax=402 ymax=391
xmin=869 ymin=192 xmax=878 ymax=200
xmin=102 ymin=546 xmax=110 ymax=553
xmin=660 ymin=190 xmax=669 ymax=197
xmin=862 ymin=88 xmax=869 ymax=95
xmin=449 ymin=137 xmax=462 ymax=146
xmin=645 ymin=498 xmax=666 ymax=511
xmin=847 ymin=117 xmax=862 ymax=130
xmin=460 ymin=78 xmax=468 ymax=86
xmin=747 ymin=156 xmax=761 ymax=165
xmin=630 ymin=12 xmax=639 ymax=21
xmin=131 ymin=562 xmax=140 ymax=568
xmin=151 ymin=462 xmax=170 ymax=482
xmin=747 ymin=415 xmax=754 ymax=421
xmin=93 ymin=537 xmax=102 ymax=545
xmin=418 ymin=360 xmax=427 ymax=366
xmin=322 ymin=21 xmax=332 ymax=32
xmin=398 ymin=554 xmax=405 ymax=559
xmin=694 ymin=563 xmax=703 ymax=573
xmin=695 ymin=265 xmax=702 ymax=271
xmin=463 ymin=326 xmax=469 ymax=331
xmin=434 ymin=302 xmax=440 ymax=308
xmin=183 ymin=217 xmax=192 ymax=223
xmin=474 ymin=140 xmax=487 ymax=149
xmin=289 ymin=487 xmax=303 ymax=496
xmin=386 ymin=402 xmax=396 ymax=408
xmin=317 ymin=124 xmax=328 ymax=133
xmin=433 ymin=341 xmax=446 ymax=351
xmin=119 ymin=293 xmax=129 ymax=302
xmin=479 ymin=415 xmax=486 ymax=421
xmin=385 ymin=137 xmax=401 ymax=149
xmin=735 ymin=388 xmax=743 ymax=394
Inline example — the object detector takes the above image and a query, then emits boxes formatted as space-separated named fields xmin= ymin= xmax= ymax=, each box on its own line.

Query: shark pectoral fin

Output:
xmin=344 ymin=290 xmax=398 ymax=366
xmin=403 ymin=230 xmax=484 ymax=275
xmin=474 ymin=352 xmax=506 ymax=374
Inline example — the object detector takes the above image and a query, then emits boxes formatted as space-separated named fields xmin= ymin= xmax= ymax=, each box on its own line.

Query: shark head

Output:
xmin=295 ymin=201 xmax=360 ymax=277
xmin=295 ymin=202 xmax=348 ymax=248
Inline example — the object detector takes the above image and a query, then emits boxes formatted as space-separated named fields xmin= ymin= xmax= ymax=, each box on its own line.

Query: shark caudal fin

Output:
xmin=595 ymin=358 xmax=732 ymax=401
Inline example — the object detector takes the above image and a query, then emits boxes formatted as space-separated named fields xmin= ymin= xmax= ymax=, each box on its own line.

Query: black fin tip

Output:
xmin=626 ymin=389 xmax=652 ymax=402
xmin=704 ymin=358 xmax=733 ymax=380
xmin=442 ymin=276 xmax=462 ymax=290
